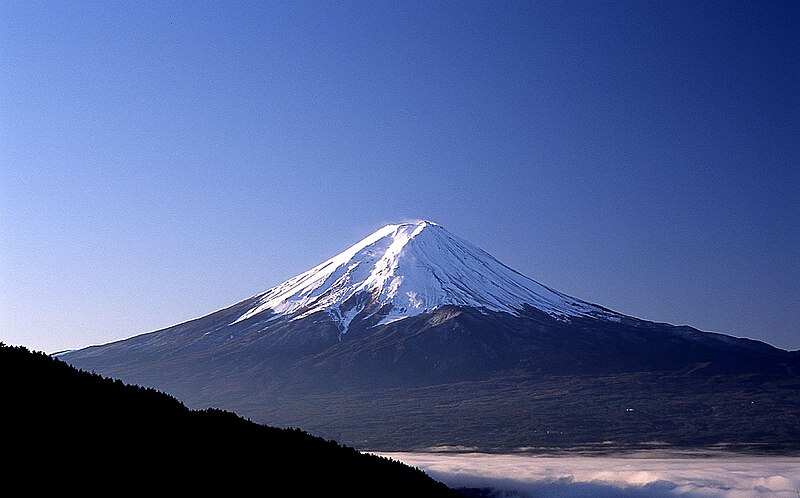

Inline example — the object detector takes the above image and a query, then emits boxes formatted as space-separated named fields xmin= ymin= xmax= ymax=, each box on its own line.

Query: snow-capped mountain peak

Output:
xmin=234 ymin=221 xmax=619 ymax=332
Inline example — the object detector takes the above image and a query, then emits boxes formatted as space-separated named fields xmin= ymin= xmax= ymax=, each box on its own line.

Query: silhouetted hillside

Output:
xmin=0 ymin=343 xmax=461 ymax=496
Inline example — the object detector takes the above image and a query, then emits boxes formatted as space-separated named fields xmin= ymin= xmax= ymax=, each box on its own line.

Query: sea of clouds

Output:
xmin=378 ymin=451 xmax=800 ymax=498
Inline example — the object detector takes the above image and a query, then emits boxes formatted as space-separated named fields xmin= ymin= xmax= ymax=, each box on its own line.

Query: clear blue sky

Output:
xmin=2 ymin=1 xmax=798 ymax=353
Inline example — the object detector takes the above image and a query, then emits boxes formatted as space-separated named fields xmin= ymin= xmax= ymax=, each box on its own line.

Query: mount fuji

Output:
xmin=60 ymin=221 xmax=800 ymax=452
xmin=234 ymin=221 xmax=619 ymax=332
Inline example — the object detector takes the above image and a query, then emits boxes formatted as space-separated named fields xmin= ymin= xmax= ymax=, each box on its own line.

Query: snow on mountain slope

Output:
xmin=235 ymin=221 xmax=621 ymax=332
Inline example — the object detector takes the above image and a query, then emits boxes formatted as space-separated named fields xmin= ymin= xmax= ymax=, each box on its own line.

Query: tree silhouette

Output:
xmin=0 ymin=343 xmax=462 ymax=497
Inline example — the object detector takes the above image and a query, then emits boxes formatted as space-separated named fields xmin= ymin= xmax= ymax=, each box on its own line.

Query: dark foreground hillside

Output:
xmin=0 ymin=344 xmax=461 ymax=497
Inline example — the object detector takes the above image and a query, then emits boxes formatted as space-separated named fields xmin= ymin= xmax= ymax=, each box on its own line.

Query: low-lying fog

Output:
xmin=378 ymin=451 xmax=799 ymax=497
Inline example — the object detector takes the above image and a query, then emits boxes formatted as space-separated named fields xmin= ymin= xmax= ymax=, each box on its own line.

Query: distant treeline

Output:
xmin=0 ymin=343 xmax=462 ymax=496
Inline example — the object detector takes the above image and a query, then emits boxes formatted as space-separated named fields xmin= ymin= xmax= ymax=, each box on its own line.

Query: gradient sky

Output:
xmin=2 ymin=1 xmax=798 ymax=353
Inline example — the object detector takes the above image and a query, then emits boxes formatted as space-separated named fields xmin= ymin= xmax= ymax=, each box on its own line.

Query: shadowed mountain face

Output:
xmin=59 ymin=222 xmax=800 ymax=452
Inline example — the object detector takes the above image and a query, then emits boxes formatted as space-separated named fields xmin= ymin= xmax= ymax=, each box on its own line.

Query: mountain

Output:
xmin=59 ymin=221 xmax=800 ymax=452
xmin=1 ymin=343 xmax=461 ymax=496
xmin=232 ymin=221 xmax=619 ymax=332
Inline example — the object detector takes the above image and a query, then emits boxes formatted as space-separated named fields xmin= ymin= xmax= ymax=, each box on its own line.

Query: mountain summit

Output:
xmin=60 ymin=221 xmax=800 ymax=452
xmin=235 ymin=221 xmax=618 ymax=333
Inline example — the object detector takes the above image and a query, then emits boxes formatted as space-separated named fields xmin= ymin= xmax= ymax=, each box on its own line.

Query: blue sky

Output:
xmin=2 ymin=1 xmax=798 ymax=353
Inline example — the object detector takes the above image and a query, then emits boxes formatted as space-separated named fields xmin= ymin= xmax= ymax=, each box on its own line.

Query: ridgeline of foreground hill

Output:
xmin=0 ymin=343 xmax=461 ymax=496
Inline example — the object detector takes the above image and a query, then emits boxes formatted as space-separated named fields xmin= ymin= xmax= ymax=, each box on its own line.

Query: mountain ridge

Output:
xmin=59 ymin=221 xmax=800 ymax=452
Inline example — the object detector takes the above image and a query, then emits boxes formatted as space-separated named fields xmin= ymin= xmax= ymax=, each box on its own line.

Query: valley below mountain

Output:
xmin=241 ymin=370 xmax=800 ymax=453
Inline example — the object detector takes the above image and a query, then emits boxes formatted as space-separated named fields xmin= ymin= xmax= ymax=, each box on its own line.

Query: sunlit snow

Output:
xmin=234 ymin=221 xmax=619 ymax=331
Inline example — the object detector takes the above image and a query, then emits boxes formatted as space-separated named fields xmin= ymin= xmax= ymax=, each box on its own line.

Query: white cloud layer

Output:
xmin=377 ymin=452 xmax=800 ymax=498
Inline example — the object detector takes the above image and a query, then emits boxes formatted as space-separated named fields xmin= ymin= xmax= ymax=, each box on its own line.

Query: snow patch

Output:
xmin=234 ymin=221 xmax=622 ymax=329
